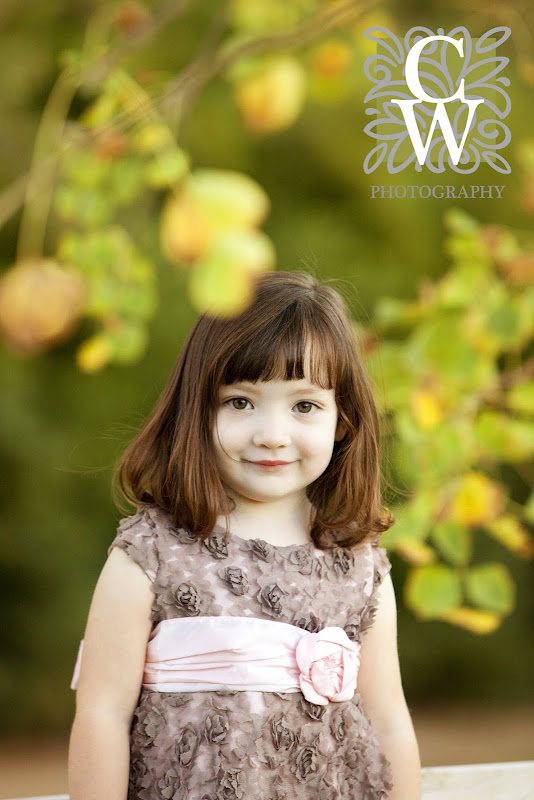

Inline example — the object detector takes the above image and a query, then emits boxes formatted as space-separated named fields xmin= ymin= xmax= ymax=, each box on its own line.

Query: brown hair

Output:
xmin=114 ymin=271 xmax=394 ymax=549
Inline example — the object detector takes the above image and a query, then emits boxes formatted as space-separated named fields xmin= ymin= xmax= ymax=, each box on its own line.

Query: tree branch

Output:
xmin=0 ymin=0 xmax=197 ymax=234
xmin=0 ymin=0 xmax=374 ymax=235
xmin=160 ymin=0 xmax=376 ymax=118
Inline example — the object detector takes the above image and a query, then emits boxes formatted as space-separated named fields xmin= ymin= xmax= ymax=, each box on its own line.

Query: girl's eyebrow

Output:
xmin=222 ymin=382 xmax=331 ymax=397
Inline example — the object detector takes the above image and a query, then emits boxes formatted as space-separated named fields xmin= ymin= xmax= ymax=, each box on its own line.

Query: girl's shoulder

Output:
xmin=345 ymin=534 xmax=392 ymax=599
xmin=367 ymin=536 xmax=392 ymax=593
xmin=108 ymin=504 xmax=177 ymax=583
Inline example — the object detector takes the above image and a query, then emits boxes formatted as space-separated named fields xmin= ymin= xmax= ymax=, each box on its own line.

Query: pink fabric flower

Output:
xmin=295 ymin=627 xmax=360 ymax=705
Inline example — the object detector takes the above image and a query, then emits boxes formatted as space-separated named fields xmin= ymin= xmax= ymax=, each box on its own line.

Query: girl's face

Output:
xmin=212 ymin=378 xmax=346 ymax=514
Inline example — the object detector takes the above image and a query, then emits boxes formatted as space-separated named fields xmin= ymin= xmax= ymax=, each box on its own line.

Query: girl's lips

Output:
xmin=251 ymin=460 xmax=291 ymax=465
xmin=247 ymin=460 xmax=292 ymax=469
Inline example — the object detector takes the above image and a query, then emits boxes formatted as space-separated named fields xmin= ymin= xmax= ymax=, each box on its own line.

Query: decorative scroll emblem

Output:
xmin=363 ymin=26 xmax=511 ymax=174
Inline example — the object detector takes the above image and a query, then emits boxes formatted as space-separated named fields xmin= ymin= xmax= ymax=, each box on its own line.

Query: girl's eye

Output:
xmin=295 ymin=401 xmax=316 ymax=414
xmin=227 ymin=398 xmax=251 ymax=410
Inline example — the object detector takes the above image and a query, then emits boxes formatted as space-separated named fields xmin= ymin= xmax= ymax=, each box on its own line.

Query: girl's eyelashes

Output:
xmin=223 ymin=398 xmax=319 ymax=414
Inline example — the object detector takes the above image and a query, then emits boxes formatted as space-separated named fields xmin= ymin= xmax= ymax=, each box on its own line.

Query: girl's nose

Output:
xmin=251 ymin=414 xmax=291 ymax=448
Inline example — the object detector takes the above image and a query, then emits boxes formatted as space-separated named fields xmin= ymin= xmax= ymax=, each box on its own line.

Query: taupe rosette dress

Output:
xmin=109 ymin=505 xmax=393 ymax=800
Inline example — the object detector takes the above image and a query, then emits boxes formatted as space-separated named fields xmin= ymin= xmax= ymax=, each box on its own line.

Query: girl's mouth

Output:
xmin=249 ymin=460 xmax=292 ymax=470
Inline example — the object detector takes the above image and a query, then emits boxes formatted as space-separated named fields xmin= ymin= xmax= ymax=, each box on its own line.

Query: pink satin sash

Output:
xmin=71 ymin=616 xmax=360 ymax=705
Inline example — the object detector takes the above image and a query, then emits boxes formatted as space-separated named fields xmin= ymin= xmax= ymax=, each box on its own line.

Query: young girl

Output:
xmin=68 ymin=271 xmax=421 ymax=800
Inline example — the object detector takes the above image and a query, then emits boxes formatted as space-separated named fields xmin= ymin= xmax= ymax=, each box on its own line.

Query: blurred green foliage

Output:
xmin=0 ymin=0 xmax=533 ymax=732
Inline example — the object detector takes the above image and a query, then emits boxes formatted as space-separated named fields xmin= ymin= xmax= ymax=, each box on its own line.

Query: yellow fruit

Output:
xmin=160 ymin=192 xmax=212 ymax=264
xmin=160 ymin=170 xmax=271 ymax=266
xmin=311 ymin=41 xmax=352 ymax=78
xmin=209 ymin=228 xmax=276 ymax=274
xmin=188 ymin=169 xmax=270 ymax=230
xmin=234 ymin=56 xmax=307 ymax=134
xmin=188 ymin=259 xmax=256 ymax=317
xmin=0 ymin=259 xmax=86 ymax=355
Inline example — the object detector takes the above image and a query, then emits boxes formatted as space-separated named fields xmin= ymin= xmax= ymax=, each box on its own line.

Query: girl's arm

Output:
xmin=356 ymin=573 xmax=421 ymax=800
xmin=68 ymin=546 xmax=154 ymax=800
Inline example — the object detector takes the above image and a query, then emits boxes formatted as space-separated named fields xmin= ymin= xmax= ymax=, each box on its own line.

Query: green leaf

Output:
xmin=475 ymin=412 xmax=534 ymax=462
xmin=107 ymin=322 xmax=148 ymax=364
xmin=437 ymin=261 xmax=491 ymax=309
xmin=507 ymin=380 xmax=534 ymax=417
xmin=373 ymin=297 xmax=423 ymax=331
xmin=465 ymin=563 xmax=515 ymax=615
xmin=524 ymin=492 xmax=534 ymax=525
xmin=401 ymin=423 xmax=475 ymax=486
xmin=106 ymin=159 xmax=145 ymax=206
xmin=485 ymin=300 xmax=521 ymax=347
xmin=61 ymin=150 xmax=109 ymax=188
xmin=116 ymin=282 xmax=157 ymax=320
xmin=54 ymin=185 xmax=114 ymax=227
xmin=364 ymin=341 xmax=416 ymax=411
xmin=405 ymin=564 xmax=463 ymax=619
xmin=144 ymin=148 xmax=190 ymax=188
xmin=80 ymin=94 xmax=119 ymax=127
xmin=381 ymin=492 xmax=434 ymax=549
xmin=407 ymin=317 xmax=479 ymax=381
xmin=431 ymin=522 xmax=472 ymax=566
xmin=132 ymin=123 xmax=172 ymax=154
xmin=444 ymin=209 xmax=480 ymax=235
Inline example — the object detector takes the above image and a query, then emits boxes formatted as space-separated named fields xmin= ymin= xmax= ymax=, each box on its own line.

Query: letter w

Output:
xmin=391 ymin=99 xmax=484 ymax=166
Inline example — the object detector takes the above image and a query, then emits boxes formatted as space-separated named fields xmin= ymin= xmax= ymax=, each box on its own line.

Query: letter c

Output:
xmin=405 ymin=35 xmax=466 ymax=103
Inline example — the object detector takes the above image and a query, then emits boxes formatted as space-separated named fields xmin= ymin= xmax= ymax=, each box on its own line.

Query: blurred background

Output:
xmin=0 ymin=0 xmax=533 ymax=796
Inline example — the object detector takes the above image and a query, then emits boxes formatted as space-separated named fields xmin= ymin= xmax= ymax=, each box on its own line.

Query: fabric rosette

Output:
xmin=295 ymin=626 xmax=360 ymax=705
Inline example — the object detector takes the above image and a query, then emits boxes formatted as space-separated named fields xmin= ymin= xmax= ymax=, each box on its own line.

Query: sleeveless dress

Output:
xmin=109 ymin=504 xmax=393 ymax=800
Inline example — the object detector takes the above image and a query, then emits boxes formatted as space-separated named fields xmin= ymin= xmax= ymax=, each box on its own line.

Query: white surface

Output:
xmin=421 ymin=761 xmax=534 ymax=799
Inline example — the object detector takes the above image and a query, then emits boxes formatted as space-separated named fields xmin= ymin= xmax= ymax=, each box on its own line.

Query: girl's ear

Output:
xmin=335 ymin=418 xmax=348 ymax=441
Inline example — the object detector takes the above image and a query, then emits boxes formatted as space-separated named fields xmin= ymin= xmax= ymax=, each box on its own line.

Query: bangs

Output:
xmin=220 ymin=306 xmax=339 ymax=390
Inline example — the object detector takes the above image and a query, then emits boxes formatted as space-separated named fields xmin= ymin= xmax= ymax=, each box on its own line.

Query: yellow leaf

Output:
xmin=486 ymin=515 xmax=534 ymax=559
xmin=394 ymin=538 xmax=437 ymax=565
xmin=450 ymin=472 xmax=505 ymax=527
xmin=440 ymin=607 xmax=501 ymax=634
xmin=411 ymin=389 xmax=443 ymax=430
xmin=76 ymin=334 xmax=112 ymax=372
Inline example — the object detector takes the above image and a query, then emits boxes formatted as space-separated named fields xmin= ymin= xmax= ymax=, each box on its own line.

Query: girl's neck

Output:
xmin=216 ymin=497 xmax=314 ymax=546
